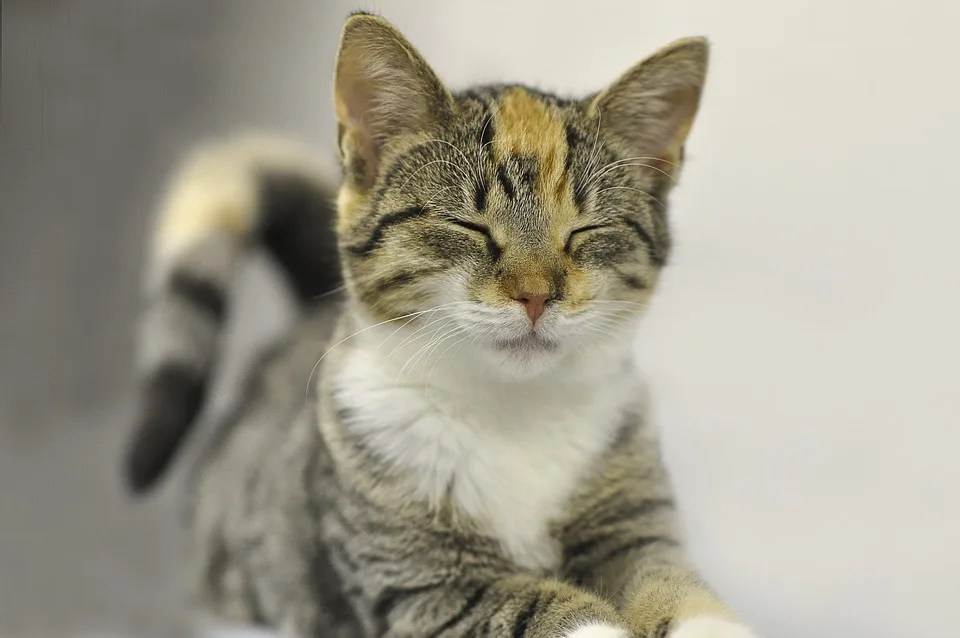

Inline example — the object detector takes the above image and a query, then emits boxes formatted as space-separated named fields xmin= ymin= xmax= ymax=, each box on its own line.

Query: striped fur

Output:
xmin=125 ymin=12 xmax=759 ymax=638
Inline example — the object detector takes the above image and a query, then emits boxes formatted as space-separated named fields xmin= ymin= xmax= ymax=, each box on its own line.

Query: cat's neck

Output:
xmin=329 ymin=313 xmax=642 ymax=568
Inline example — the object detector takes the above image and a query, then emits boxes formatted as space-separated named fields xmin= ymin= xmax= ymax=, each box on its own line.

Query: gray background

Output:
xmin=1 ymin=2 xmax=345 ymax=635
xmin=3 ymin=1 xmax=960 ymax=637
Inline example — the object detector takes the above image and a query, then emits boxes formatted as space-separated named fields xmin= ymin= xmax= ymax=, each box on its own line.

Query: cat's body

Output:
xmin=126 ymin=13 xmax=759 ymax=638
xmin=188 ymin=294 xmax=663 ymax=637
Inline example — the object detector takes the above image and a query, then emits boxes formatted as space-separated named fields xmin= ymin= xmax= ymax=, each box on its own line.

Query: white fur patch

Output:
xmin=670 ymin=617 xmax=758 ymax=638
xmin=334 ymin=327 xmax=637 ymax=570
xmin=564 ymin=623 xmax=631 ymax=638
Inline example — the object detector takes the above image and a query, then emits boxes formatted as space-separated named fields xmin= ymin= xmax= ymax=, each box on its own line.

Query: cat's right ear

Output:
xmin=334 ymin=13 xmax=452 ymax=191
xmin=590 ymin=37 xmax=709 ymax=176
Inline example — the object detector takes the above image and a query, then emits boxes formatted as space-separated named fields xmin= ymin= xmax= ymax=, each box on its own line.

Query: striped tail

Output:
xmin=124 ymin=135 xmax=342 ymax=494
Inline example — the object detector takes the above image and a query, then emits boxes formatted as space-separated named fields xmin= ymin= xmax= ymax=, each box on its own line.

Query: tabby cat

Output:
xmin=125 ymin=12 xmax=760 ymax=638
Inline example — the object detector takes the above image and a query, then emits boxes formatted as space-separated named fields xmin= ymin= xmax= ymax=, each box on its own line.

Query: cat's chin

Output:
xmin=475 ymin=337 xmax=570 ymax=381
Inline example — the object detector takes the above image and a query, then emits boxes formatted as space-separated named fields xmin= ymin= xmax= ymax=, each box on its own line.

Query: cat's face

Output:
xmin=334 ymin=14 xmax=707 ymax=379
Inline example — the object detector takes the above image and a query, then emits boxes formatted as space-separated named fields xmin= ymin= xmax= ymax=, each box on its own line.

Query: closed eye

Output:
xmin=564 ymin=223 xmax=611 ymax=253
xmin=449 ymin=218 xmax=491 ymax=236
xmin=448 ymin=218 xmax=502 ymax=261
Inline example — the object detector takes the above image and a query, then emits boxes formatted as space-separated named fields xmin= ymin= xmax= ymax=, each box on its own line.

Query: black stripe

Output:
xmin=474 ymin=617 xmax=494 ymax=637
xmin=512 ymin=594 xmax=540 ymax=638
xmin=618 ymin=273 xmax=648 ymax=290
xmin=620 ymin=217 xmax=663 ymax=265
xmin=350 ymin=206 xmax=428 ymax=255
xmin=565 ymin=535 xmax=678 ymax=587
xmin=474 ymin=180 xmax=488 ymax=211
xmin=426 ymin=584 xmax=488 ymax=638
xmin=512 ymin=591 xmax=553 ymax=638
xmin=487 ymin=235 xmax=502 ymax=262
xmin=307 ymin=552 xmax=359 ymax=627
xmin=449 ymin=219 xmax=502 ymax=262
xmin=124 ymin=363 xmax=207 ymax=493
xmin=370 ymin=267 xmax=443 ymax=295
xmin=655 ymin=618 xmax=672 ymax=638
xmin=595 ymin=536 xmax=677 ymax=567
xmin=564 ymin=124 xmax=580 ymax=175
xmin=551 ymin=270 xmax=566 ymax=302
xmin=566 ymin=124 xmax=588 ymax=209
xmin=594 ymin=498 xmax=674 ymax=532
xmin=169 ymin=271 xmax=226 ymax=323
xmin=564 ymin=526 xmax=673 ymax=565
xmin=475 ymin=106 xmax=493 ymax=211
xmin=516 ymin=156 xmax=537 ymax=188
xmin=373 ymin=271 xmax=416 ymax=294
xmin=496 ymin=164 xmax=516 ymax=200
xmin=450 ymin=218 xmax=490 ymax=236
xmin=564 ymin=223 xmax=611 ymax=253
xmin=480 ymin=108 xmax=496 ymax=150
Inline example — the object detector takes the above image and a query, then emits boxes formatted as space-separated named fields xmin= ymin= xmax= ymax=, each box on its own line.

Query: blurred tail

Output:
xmin=124 ymin=135 xmax=342 ymax=494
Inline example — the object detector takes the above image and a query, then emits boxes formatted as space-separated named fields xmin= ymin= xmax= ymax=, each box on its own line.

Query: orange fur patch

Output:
xmin=493 ymin=89 xmax=580 ymax=250
xmin=493 ymin=89 xmax=566 ymax=197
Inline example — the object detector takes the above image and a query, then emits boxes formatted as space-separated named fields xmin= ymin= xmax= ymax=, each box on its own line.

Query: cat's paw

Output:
xmin=563 ymin=623 xmax=631 ymax=638
xmin=669 ymin=617 xmax=757 ymax=638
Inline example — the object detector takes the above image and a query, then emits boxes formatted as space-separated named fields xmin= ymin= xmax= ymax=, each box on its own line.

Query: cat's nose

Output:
xmin=514 ymin=292 xmax=550 ymax=326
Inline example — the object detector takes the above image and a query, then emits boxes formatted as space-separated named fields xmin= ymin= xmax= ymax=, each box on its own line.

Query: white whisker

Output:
xmin=595 ymin=185 xmax=665 ymax=209
xmin=397 ymin=159 xmax=463 ymax=195
xmin=475 ymin=100 xmax=505 ymax=184
xmin=418 ymin=138 xmax=474 ymax=185
xmin=386 ymin=308 xmax=476 ymax=358
xmin=418 ymin=325 xmax=469 ymax=385
xmin=304 ymin=303 xmax=464 ymax=400
xmin=577 ymin=106 xmax=604 ymax=196
xmin=587 ymin=158 xmax=678 ymax=190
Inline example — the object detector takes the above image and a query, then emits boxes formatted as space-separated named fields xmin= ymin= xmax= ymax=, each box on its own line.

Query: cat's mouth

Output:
xmin=493 ymin=332 xmax=559 ymax=352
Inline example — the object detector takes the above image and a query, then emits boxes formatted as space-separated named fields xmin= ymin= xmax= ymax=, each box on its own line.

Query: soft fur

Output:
xmin=124 ymin=11 xmax=759 ymax=638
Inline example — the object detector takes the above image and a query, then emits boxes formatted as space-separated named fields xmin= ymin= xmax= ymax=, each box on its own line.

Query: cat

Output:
xmin=124 ymin=11 xmax=759 ymax=638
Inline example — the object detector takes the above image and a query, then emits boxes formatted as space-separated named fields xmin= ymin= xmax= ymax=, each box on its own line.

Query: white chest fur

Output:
xmin=332 ymin=341 xmax=637 ymax=571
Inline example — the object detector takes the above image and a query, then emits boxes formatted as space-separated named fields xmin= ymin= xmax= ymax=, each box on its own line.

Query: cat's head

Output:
xmin=333 ymin=13 xmax=708 ymax=380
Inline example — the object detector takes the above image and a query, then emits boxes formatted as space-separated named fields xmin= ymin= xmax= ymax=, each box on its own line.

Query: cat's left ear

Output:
xmin=590 ymin=37 xmax=709 ymax=174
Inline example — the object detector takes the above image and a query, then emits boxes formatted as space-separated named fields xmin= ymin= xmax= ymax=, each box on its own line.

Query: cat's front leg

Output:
xmin=559 ymin=481 xmax=758 ymax=636
xmin=378 ymin=573 xmax=629 ymax=637
xmin=560 ymin=513 xmax=759 ymax=638
xmin=561 ymin=506 xmax=758 ymax=638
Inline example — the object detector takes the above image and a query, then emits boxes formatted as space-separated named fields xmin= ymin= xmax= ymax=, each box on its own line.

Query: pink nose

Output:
xmin=514 ymin=293 xmax=549 ymax=325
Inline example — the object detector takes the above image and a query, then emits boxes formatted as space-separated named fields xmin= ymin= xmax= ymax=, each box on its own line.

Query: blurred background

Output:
xmin=2 ymin=1 xmax=959 ymax=636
